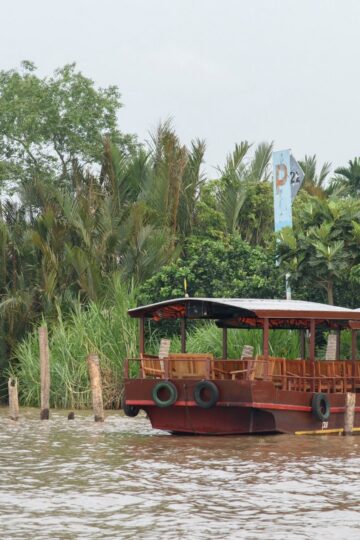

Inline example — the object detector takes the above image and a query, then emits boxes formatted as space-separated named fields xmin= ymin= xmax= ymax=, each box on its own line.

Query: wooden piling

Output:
xmin=344 ymin=392 xmax=356 ymax=436
xmin=8 ymin=377 xmax=19 ymax=421
xmin=68 ymin=411 xmax=75 ymax=420
xmin=87 ymin=354 xmax=104 ymax=422
xmin=39 ymin=326 xmax=50 ymax=420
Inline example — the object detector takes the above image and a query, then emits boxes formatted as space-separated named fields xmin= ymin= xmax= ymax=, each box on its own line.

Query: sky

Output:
xmin=2 ymin=0 xmax=360 ymax=176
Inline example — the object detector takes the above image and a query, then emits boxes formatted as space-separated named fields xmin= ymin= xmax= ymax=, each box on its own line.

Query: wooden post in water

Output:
xmin=87 ymin=354 xmax=104 ymax=422
xmin=39 ymin=326 xmax=50 ymax=420
xmin=344 ymin=393 xmax=356 ymax=436
xmin=8 ymin=377 xmax=19 ymax=421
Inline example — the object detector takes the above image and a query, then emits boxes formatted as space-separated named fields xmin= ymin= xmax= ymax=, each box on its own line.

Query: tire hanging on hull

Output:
xmin=152 ymin=381 xmax=178 ymax=408
xmin=311 ymin=393 xmax=330 ymax=421
xmin=194 ymin=380 xmax=219 ymax=409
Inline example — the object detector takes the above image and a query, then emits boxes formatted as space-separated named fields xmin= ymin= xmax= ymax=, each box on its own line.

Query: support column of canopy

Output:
xmin=351 ymin=329 xmax=357 ymax=392
xmin=222 ymin=327 xmax=228 ymax=360
xmin=336 ymin=329 xmax=341 ymax=361
xmin=139 ymin=317 xmax=145 ymax=356
xmin=263 ymin=318 xmax=269 ymax=379
xmin=181 ymin=318 xmax=186 ymax=353
xmin=310 ymin=319 xmax=316 ymax=392
xmin=300 ymin=329 xmax=306 ymax=359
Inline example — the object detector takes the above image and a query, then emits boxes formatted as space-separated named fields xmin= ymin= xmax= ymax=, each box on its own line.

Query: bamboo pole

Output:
xmin=8 ymin=377 xmax=19 ymax=421
xmin=344 ymin=393 xmax=356 ymax=436
xmin=87 ymin=354 xmax=104 ymax=422
xmin=39 ymin=326 xmax=50 ymax=420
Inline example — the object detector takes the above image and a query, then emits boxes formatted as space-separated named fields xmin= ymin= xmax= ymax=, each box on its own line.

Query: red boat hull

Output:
xmin=124 ymin=378 xmax=360 ymax=435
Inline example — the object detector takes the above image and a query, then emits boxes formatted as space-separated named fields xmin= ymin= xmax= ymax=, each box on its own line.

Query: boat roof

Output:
xmin=129 ymin=297 xmax=360 ymax=328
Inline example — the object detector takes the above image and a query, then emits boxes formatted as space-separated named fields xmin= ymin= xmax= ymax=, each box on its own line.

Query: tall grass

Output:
xmin=11 ymin=278 xmax=138 ymax=409
xmin=170 ymin=322 xmax=301 ymax=359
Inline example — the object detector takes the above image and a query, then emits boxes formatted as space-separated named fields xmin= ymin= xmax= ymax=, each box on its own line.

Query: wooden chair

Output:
xmin=230 ymin=356 xmax=256 ymax=380
xmin=230 ymin=355 xmax=275 ymax=381
xmin=169 ymin=353 xmax=213 ymax=378
xmin=213 ymin=345 xmax=254 ymax=380
xmin=286 ymin=359 xmax=308 ymax=392
xmin=140 ymin=354 xmax=165 ymax=378
xmin=345 ymin=360 xmax=360 ymax=391
xmin=212 ymin=360 xmax=240 ymax=379
xmin=141 ymin=338 xmax=171 ymax=378
xmin=271 ymin=357 xmax=286 ymax=389
xmin=315 ymin=361 xmax=344 ymax=393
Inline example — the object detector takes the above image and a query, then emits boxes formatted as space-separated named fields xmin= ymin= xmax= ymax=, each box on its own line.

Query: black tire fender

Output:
xmin=194 ymin=380 xmax=219 ymax=409
xmin=152 ymin=381 xmax=178 ymax=408
xmin=122 ymin=402 xmax=140 ymax=418
xmin=311 ymin=392 xmax=330 ymax=421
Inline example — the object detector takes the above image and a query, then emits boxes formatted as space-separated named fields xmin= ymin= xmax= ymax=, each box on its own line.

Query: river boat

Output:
xmin=123 ymin=298 xmax=360 ymax=435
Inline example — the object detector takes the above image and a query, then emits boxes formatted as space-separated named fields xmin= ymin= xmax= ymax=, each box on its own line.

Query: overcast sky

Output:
xmin=2 ymin=0 xmax=360 ymax=176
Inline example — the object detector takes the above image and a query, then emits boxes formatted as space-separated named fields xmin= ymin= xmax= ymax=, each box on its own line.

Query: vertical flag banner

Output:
xmin=272 ymin=149 xmax=292 ymax=232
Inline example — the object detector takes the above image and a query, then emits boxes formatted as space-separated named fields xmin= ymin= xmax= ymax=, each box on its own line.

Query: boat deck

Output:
xmin=125 ymin=353 xmax=360 ymax=394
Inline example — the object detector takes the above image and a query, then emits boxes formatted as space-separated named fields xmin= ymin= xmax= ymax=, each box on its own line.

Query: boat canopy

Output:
xmin=128 ymin=298 xmax=360 ymax=330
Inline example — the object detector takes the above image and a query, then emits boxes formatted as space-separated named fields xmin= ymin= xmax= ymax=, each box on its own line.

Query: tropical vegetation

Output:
xmin=1 ymin=62 xmax=360 ymax=407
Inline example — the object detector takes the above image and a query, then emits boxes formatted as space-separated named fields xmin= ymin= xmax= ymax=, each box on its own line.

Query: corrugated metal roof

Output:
xmin=128 ymin=297 xmax=360 ymax=320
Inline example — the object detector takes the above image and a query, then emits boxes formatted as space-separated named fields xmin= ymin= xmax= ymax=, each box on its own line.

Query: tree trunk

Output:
xmin=327 ymin=280 xmax=334 ymax=305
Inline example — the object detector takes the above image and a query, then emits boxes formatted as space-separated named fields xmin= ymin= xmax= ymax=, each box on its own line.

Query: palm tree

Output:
xmin=334 ymin=158 xmax=360 ymax=196
xmin=298 ymin=155 xmax=331 ymax=198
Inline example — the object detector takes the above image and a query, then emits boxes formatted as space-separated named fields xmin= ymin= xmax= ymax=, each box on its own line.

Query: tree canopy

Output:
xmin=1 ymin=60 xmax=360 ymax=384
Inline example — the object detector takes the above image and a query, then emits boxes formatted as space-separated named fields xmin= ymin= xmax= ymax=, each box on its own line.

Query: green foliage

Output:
xmin=278 ymin=193 xmax=360 ymax=305
xmin=3 ymin=59 xmax=360 ymax=408
xmin=194 ymin=142 xmax=274 ymax=245
xmin=0 ymin=61 xmax=124 ymax=188
xmin=298 ymin=155 xmax=331 ymax=198
xmin=334 ymin=158 xmax=360 ymax=196
xmin=10 ymin=278 xmax=137 ymax=408
xmin=139 ymin=235 xmax=283 ymax=303
xmin=170 ymin=322 xmax=300 ymax=360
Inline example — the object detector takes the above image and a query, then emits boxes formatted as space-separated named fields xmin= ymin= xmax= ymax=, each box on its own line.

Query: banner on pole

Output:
xmin=290 ymin=155 xmax=305 ymax=202
xmin=272 ymin=149 xmax=292 ymax=232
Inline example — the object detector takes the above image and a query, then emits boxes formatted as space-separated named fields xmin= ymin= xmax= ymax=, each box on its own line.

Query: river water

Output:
xmin=0 ymin=408 xmax=359 ymax=540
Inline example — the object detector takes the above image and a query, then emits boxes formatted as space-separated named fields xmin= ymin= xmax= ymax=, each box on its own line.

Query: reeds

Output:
xmin=171 ymin=322 xmax=301 ymax=359
xmin=11 ymin=279 xmax=138 ymax=409
xmin=12 ymin=294 xmax=303 ymax=409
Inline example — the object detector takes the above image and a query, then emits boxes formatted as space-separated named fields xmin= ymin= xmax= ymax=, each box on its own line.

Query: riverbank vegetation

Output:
xmin=1 ymin=62 xmax=360 ymax=407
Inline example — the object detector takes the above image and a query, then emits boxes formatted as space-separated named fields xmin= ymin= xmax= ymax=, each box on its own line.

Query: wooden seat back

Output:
xmin=140 ymin=354 xmax=165 ymax=378
xmin=169 ymin=353 xmax=213 ymax=378
xmin=212 ymin=359 xmax=246 ymax=379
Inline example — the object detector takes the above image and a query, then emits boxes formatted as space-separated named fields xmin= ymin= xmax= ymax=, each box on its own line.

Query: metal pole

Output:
xmin=285 ymin=273 xmax=291 ymax=300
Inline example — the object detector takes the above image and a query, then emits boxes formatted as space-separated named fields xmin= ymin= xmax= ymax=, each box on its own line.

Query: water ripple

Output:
xmin=0 ymin=408 xmax=359 ymax=539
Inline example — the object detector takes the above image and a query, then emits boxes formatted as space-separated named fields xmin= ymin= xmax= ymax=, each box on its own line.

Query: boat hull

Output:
xmin=124 ymin=378 xmax=360 ymax=435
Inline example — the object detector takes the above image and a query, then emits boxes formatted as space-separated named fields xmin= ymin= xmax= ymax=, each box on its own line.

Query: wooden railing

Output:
xmin=124 ymin=354 xmax=360 ymax=393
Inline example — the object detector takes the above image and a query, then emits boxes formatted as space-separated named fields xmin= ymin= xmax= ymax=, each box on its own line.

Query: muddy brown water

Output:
xmin=0 ymin=408 xmax=359 ymax=540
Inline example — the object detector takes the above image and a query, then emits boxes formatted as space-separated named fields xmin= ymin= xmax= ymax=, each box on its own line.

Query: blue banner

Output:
xmin=272 ymin=149 xmax=292 ymax=232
